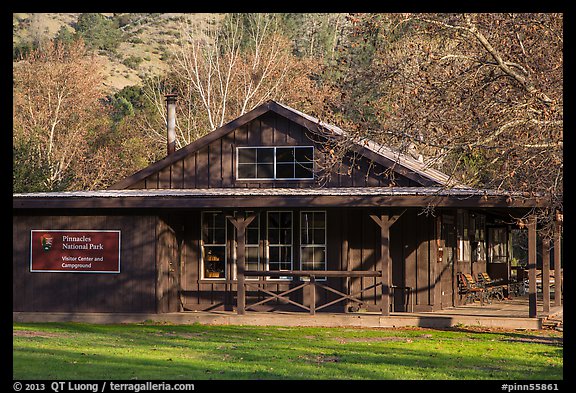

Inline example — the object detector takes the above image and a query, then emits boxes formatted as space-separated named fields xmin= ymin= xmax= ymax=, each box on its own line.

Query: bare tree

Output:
xmin=141 ymin=13 xmax=334 ymax=150
xmin=321 ymin=13 xmax=562 ymax=231
xmin=13 ymin=39 xmax=105 ymax=191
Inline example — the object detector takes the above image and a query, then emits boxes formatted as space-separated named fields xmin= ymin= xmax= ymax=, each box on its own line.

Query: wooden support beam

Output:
xmin=554 ymin=220 xmax=562 ymax=306
xmin=228 ymin=213 xmax=257 ymax=315
xmin=370 ymin=211 xmax=402 ymax=316
xmin=342 ymin=212 xmax=350 ymax=312
xmin=542 ymin=237 xmax=550 ymax=314
xmin=432 ymin=216 xmax=443 ymax=311
xmin=528 ymin=215 xmax=537 ymax=318
xmin=310 ymin=275 xmax=316 ymax=315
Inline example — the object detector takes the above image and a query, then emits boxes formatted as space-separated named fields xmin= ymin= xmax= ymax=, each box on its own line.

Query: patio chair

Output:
xmin=457 ymin=272 xmax=487 ymax=305
xmin=477 ymin=272 xmax=506 ymax=301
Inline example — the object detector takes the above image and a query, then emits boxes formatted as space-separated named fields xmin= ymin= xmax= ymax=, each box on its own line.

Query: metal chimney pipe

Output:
xmin=165 ymin=93 xmax=177 ymax=156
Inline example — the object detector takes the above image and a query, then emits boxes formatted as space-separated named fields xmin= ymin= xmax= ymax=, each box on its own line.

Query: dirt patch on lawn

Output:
xmin=335 ymin=336 xmax=431 ymax=344
xmin=298 ymin=354 xmax=341 ymax=364
xmin=13 ymin=330 xmax=65 ymax=339
xmin=503 ymin=336 xmax=563 ymax=347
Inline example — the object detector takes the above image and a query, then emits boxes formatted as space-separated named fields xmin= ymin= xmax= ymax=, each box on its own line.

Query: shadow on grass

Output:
xmin=13 ymin=323 xmax=563 ymax=380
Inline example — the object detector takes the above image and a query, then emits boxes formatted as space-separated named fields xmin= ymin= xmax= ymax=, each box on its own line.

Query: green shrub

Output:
xmin=122 ymin=55 xmax=143 ymax=69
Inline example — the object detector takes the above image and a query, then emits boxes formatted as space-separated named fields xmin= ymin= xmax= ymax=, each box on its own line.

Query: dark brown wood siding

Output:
xmin=13 ymin=214 xmax=158 ymax=313
xmin=156 ymin=215 xmax=182 ymax=313
xmin=133 ymin=112 xmax=417 ymax=190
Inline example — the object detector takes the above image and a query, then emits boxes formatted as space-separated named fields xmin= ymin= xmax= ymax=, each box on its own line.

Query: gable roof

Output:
xmin=109 ymin=100 xmax=463 ymax=190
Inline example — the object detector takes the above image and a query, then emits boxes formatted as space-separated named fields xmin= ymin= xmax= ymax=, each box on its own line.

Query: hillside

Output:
xmin=13 ymin=13 xmax=226 ymax=93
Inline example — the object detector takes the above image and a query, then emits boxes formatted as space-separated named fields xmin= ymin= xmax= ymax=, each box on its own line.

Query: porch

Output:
xmin=12 ymin=294 xmax=562 ymax=330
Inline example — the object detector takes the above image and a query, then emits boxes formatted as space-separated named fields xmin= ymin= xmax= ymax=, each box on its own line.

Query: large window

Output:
xmin=201 ymin=210 xmax=328 ymax=281
xmin=201 ymin=211 xmax=227 ymax=279
xmin=300 ymin=211 xmax=326 ymax=272
xmin=267 ymin=211 xmax=293 ymax=278
xmin=237 ymin=147 xmax=314 ymax=180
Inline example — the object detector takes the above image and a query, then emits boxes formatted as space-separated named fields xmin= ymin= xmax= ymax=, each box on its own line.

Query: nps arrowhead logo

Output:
xmin=40 ymin=234 xmax=53 ymax=251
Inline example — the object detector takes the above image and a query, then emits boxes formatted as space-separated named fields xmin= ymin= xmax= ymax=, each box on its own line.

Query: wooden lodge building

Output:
xmin=13 ymin=99 xmax=562 ymax=321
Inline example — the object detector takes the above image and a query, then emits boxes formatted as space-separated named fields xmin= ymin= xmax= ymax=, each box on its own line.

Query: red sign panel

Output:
xmin=30 ymin=230 xmax=121 ymax=273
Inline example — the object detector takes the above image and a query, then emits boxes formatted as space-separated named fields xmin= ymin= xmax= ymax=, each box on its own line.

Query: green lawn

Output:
xmin=13 ymin=322 xmax=563 ymax=380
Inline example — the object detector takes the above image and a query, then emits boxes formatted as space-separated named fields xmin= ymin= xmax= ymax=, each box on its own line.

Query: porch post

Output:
xmin=554 ymin=216 xmax=562 ymax=306
xmin=542 ymin=237 xmax=550 ymax=314
xmin=528 ymin=215 xmax=538 ymax=318
xmin=228 ymin=213 xmax=257 ymax=315
xmin=370 ymin=211 xmax=402 ymax=316
xmin=342 ymin=212 xmax=350 ymax=312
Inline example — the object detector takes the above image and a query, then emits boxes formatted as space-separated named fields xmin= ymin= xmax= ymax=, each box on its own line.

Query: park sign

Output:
xmin=30 ymin=230 xmax=121 ymax=273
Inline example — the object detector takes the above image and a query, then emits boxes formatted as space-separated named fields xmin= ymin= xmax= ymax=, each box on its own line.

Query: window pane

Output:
xmin=276 ymin=163 xmax=294 ymax=179
xmin=280 ymin=228 xmax=292 ymax=244
xmin=269 ymin=246 xmax=279 ymax=263
xmin=301 ymin=228 xmax=310 ymax=245
xmin=247 ymin=227 xmax=259 ymax=245
xmin=202 ymin=226 xmax=210 ymax=243
xmin=214 ymin=228 xmax=226 ymax=245
xmin=258 ymin=148 xmax=275 ymax=163
xmin=313 ymin=229 xmax=325 ymax=244
xmin=202 ymin=212 xmax=226 ymax=244
xmin=204 ymin=245 xmax=226 ymax=278
xmin=301 ymin=247 xmax=314 ymax=263
xmin=269 ymin=229 xmax=279 ymax=245
xmin=256 ymin=163 xmax=274 ymax=178
xmin=301 ymin=212 xmax=325 ymax=245
xmin=295 ymin=147 xmax=313 ymax=163
xmin=313 ymin=248 xmax=325 ymax=263
xmin=238 ymin=148 xmax=256 ymax=164
xmin=276 ymin=147 xmax=294 ymax=162
xmin=280 ymin=212 xmax=292 ymax=227
xmin=246 ymin=246 xmax=260 ymax=265
xmin=312 ymin=212 xmax=325 ymax=228
xmin=295 ymin=162 xmax=313 ymax=179
xmin=269 ymin=246 xmax=291 ymax=271
xmin=281 ymin=246 xmax=292 ymax=263
xmin=238 ymin=163 xmax=256 ymax=178
xmin=273 ymin=246 xmax=291 ymax=264
xmin=268 ymin=212 xmax=280 ymax=229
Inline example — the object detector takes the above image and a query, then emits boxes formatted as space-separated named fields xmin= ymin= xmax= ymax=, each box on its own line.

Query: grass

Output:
xmin=13 ymin=322 xmax=563 ymax=380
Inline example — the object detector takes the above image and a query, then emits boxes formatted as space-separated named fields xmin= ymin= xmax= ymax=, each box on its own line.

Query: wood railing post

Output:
xmin=528 ymin=215 xmax=538 ymax=318
xmin=542 ymin=237 xmax=550 ymax=314
xmin=309 ymin=275 xmax=316 ymax=315
xmin=554 ymin=218 xmax=562 ymax=306
xmin=380 ymin=272 xmax=386 ymax=315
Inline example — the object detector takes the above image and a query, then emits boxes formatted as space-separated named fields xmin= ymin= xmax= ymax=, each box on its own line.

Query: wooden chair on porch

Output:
xmin=477 ymin=272 xmax=506 ymax=301
xmin=457 ymin=272 xmax=487 ymax=305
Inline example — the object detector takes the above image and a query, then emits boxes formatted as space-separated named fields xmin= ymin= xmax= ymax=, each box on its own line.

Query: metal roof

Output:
xmin=13 ymin=186 xmax=529 ymax=199
xmin=13 ymin=186 xmax=545 ymax=209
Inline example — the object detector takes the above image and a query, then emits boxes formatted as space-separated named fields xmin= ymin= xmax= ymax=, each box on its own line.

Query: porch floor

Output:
xmin=13 ymin=295 xmax=562 ymax=330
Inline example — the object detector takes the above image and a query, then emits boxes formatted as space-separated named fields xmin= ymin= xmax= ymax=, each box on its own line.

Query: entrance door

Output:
xmin=440 ymin=214 xmax=456 ymax=308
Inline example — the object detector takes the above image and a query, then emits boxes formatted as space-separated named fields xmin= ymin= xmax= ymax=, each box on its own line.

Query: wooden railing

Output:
xmin=239 ymin=270 xmax=385 ymax=315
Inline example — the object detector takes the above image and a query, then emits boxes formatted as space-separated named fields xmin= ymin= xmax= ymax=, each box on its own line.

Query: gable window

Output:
xmin=237 ymin=147 xmax=314 ymax=180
